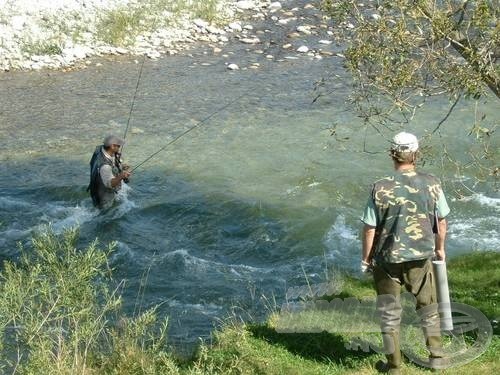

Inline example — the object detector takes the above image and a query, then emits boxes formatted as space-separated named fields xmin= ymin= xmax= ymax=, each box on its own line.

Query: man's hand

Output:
xmin=361 ymin=260 xmax=373 ymax=273
xmin=121 ymin=170 xmax=132 ymax=181
xmin=434 ymin=248 xmax=445 ymax=261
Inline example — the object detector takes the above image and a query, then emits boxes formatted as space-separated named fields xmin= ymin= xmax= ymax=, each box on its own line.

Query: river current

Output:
xmin=0 ymin=5 xmax=498 ymax=354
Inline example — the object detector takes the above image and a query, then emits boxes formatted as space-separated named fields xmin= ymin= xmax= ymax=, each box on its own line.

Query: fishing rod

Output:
xmin=120 ymin=53 xmax=147 ymax=155
xmin=130 ymin=27 xmax=285 ymax=173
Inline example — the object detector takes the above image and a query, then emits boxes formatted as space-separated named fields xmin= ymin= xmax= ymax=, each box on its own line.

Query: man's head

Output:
xmin=103 ymin=135 xmax=124 ymax=154
xmin=390 ymin=132 xmax=419 ymax=165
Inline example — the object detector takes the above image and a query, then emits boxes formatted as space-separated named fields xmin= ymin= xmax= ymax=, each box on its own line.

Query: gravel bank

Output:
xmin=0 ymin=0 xmax=275 ymax=71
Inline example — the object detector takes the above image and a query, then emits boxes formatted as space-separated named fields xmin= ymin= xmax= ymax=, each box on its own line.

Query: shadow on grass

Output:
xmin=247 ymin=323 xmax=377 ymax=367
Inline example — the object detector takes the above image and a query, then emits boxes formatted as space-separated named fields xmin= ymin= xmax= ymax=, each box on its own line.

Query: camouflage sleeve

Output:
xmin=361 ymin=195 xmax=377 ymax=226
xmin=436 ymin=189 xmax=450 ymax=218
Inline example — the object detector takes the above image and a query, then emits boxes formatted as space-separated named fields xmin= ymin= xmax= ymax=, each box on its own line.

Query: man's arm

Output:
xmin=434 ymin=218 xmax=447 ymax=261
xmin=100 ymin=165 xmax=131 ymax=189
xmin=362 ymin=224 xmax=376 ymax=263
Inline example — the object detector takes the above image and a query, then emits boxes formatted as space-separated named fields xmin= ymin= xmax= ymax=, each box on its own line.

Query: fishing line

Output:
xmin=131 ymin=21 xmax=287 ymax=172
xmin=131 ymin=90 xmax=255 ymax=172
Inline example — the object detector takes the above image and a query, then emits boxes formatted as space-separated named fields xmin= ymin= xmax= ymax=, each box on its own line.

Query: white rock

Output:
xmin=227 ymin=63 xmax=239 ymax=70
xmin=207 ymin=26 xmax=223 ymax=34
xmin=243 ymin=25 xmax=253 ymax=30
xmin=371 ymin=14 xmax=381 ymax=20
xmin=297 ymin=26 xmax=312 ymax=34
xmin=318 ymin=40 xmax=332 ymax=45
xmin=10 ymin=16 xmax=27 ymax=31
xmin=219 ymin=35 xmax=229 ymax=42
xmin=236 ymin=1 xmax=255 ymax=10
xmin=240 ymin=37 xmax=260 ymax=44
xmin=194 ymin=19 xmax=209 ymax=28
xmin=282 ymin=43 xmax=291 ymax=49
xmin=297 ymin=45 xmax=309 ymax=53
xmin=269 ymin=2 xmax=282 ymax=12
xmin=146 ymin=50 xmax=161 ymax=59
xmin=228 ymin=22 xmax=242 ymax=32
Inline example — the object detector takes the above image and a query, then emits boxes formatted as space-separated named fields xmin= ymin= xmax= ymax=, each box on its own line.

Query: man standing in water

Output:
xmin=88 ymin=135 xmax=132 ymax=209
xmin=360 ymin=132 xmax=450 ymax=374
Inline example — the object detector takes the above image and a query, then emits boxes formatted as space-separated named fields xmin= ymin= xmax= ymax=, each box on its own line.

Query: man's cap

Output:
xmin=391 ymin=132 xmax=419 ymax=152
xmin=103 ymin=135 xmax=125 ymax=147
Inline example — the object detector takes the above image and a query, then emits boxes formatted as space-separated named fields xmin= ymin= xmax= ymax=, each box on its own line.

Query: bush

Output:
xmin=0 ymin=228 xmax=178 ymax=374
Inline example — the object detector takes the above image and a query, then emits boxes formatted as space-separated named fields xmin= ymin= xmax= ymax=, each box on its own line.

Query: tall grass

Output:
xmin=0 ymin=228 xmax=176 ymax=374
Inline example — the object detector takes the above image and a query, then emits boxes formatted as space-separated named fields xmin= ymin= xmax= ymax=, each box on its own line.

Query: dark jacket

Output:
xmin=87 ymin=146 xmax=122 ymax=209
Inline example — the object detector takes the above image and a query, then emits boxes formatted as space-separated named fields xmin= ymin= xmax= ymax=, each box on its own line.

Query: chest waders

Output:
xmin=87 ymin=146 xmax=124 ymax=209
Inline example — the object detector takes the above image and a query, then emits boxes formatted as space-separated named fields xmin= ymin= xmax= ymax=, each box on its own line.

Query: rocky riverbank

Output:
xmin=0 ymin=0 xmax=280 ymax=71
xmin=0 ymin=0 xmax=352 ymax=72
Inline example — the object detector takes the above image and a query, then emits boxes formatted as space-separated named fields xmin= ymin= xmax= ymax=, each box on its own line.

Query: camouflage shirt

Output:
xmin=364 ymin=169 xmax=447 ymax=264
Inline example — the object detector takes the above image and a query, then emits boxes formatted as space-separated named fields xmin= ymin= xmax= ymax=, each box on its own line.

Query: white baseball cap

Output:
xmin=391 ymin=132 xmax=419 ymax=152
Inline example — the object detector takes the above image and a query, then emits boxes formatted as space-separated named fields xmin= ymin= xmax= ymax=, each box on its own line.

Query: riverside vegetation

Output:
xmin=0 ymin=229 xmax=498 ymax=374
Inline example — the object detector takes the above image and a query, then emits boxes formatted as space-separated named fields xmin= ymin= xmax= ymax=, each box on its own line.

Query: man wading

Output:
xmin=88 ymin=135 xmax=132 ymax=209
xmin=361 ymin=132 xmax=450 ymax=374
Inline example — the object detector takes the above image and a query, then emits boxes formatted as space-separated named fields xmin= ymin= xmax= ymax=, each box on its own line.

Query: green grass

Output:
xmin=96 ymin=0 xmax=228 ymax=47
xmin=21 ymin=41 xmax=63 ymax=56
xmin=190 ymin=252 xmax=500 ymax=374
xmin=447 ymin=251 xmax=499 ymax=326
xmin=1 ymin=229 xmax=498 ymax=374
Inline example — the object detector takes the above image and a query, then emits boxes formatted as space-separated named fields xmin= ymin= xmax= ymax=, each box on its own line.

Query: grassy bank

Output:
xmin=0 ymin=229 xmax=498 ymax=374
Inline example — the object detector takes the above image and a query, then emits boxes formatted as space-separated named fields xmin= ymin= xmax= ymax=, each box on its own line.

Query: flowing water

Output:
xmin=0 ymin=4 xmax=498 ymax=354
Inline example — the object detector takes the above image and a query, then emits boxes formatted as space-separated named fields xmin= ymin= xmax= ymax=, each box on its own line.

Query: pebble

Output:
xmin=146 ymin=50 xmax=161 ymax=59
xmin=282 ymin=43 xmax=292 ymax=49
xmin=229 ymin=22 xmax=243 ymax=32
xmin=194 ymin=19 xmax=209 ymax=29
xmin=297 ymin=45 xmax=309 ymax=53
xmin=236 ymin=1 xmax=256 ymax=10
xmin=240 ymin=37 xmax=261 ymax=44
xmin=297 ymin=26 xmax=312 ymax=35
xmin=227 ymin=63 xmax=239 ymax=70
xmin=269 ymin=2 xmax=282 ymax=12
xmin=318 ymin=40 xmax=332 ymax=45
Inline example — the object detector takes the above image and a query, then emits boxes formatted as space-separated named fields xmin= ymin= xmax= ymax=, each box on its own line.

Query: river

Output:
xmin=0 ymin=1 xmax=498 ymax=354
